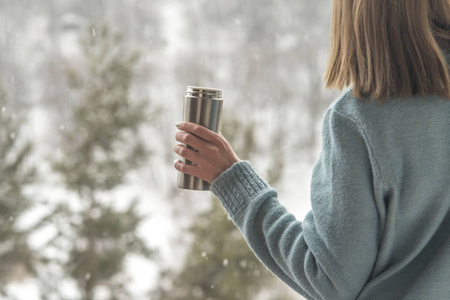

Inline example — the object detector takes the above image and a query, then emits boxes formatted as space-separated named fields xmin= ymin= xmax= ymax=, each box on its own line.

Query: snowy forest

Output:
xmin=0 ymin=0 xmax=338 ymax=299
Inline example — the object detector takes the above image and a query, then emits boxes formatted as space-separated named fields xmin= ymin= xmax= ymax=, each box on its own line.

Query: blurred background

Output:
xmin=0 ymin=0 xmax=338 ymax=299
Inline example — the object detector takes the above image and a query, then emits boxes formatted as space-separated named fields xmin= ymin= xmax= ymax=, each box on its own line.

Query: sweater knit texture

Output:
xmin=211 ymin=88 xmax=450 ymax=300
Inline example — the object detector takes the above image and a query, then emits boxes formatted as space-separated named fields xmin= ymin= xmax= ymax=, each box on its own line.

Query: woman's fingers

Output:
xmin=174 ymin=157 xmax=213 ymax=182
xmin=176 ymin=122 xmax=219 ymax=143
xmin=174 ymin=159 xmax=199 ymax=178
xmin=174 ymin=143 xmax=200 ymax=164
xmin=175 ymin=131 xmax=206 ymax=151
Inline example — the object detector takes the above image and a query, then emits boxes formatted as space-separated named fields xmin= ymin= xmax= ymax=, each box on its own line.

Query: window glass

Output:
xmin=0 ymin=0 xmax=333 ymax=299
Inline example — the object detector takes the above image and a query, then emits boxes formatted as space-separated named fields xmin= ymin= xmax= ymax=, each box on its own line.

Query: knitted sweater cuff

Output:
xmin=210 ymin=161 xmax=271 ymax=218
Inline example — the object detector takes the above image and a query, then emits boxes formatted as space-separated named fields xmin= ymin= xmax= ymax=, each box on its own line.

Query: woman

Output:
xmin=174 ymin=1 xmax=450 ymax=299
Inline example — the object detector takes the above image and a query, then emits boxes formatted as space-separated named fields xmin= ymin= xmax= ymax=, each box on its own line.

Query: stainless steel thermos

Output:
xmin=177 ymin=86 xmax=223 ymax=190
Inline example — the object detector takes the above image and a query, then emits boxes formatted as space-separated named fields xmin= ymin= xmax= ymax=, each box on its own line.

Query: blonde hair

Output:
xmin=324 ymin=0 xmax=450 ymax=101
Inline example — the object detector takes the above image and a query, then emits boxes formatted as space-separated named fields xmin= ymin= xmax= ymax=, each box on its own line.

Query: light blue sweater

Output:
xmin=211 ymin=89 xmax=450 ymax=299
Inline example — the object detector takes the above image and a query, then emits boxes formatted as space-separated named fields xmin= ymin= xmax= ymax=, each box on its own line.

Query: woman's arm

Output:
xmin=174 ymin=108 xmax=383 ymax=299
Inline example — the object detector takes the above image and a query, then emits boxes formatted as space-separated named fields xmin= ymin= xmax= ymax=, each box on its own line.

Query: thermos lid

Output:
xmin=186 ymin=86 xmax=222 ymax=99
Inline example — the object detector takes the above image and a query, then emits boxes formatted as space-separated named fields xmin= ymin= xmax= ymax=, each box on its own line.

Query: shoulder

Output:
xmin=328 ymin=88 xmax=449 ymax=123
xmin=320 ymin=89 xmax=389 ymax=190
xmin=318 ymin=89 xmax=375 ymax=158
xmin=323 ymin=88 xmax=450 ymax=184
xmin=319 ymin=88 xmax=376 ymax=142
xmin=324 ymin=88 xmax=413 ymax=136
xmin=322 ymin=89 xmax=386 ymax=169
xmin=327 ymin=88 xmax=383 ymax=123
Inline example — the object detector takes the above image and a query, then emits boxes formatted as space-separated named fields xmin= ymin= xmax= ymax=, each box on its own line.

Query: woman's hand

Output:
xmin=174 ymin=122 xmax=241 ymax=184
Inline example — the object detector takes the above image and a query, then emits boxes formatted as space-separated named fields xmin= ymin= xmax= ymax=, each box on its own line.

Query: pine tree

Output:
xmin=44 ymin=25 xmax=154 ymax=300
xmin=0 ymin=82 xmax=36 ymax=297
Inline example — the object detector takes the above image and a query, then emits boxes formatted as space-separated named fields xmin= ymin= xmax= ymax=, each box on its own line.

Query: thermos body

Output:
xmin=177 ymin=86 xmax=223 ymax=190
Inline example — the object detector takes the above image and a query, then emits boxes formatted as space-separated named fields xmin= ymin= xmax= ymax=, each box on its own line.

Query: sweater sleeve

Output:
xmin=210 ymin=108 xmax=382 ymax=300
